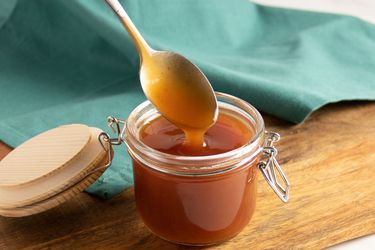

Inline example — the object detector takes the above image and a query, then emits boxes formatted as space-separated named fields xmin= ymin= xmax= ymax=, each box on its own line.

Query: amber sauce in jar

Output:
xmin=140 ymin=112 xmax=253 ymax=156
xmin=132 ymin=110 xmax=259 ymax=245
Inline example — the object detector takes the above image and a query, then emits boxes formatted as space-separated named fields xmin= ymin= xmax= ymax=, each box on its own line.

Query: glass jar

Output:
xmin=104 ymin=92 xmax=289 ymax=246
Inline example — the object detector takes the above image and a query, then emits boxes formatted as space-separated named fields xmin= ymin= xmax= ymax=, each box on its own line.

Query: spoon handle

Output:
xmin=105 ymin=0 xmax=152 ymax=59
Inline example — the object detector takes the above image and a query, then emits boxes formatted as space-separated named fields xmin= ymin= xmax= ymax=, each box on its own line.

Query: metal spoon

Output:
xmin=105 ymin=0 xmax=218 ymax=146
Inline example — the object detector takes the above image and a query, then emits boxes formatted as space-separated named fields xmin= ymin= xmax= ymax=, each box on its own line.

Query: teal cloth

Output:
xmin=1 ymin=0 xmax=375 ymax=198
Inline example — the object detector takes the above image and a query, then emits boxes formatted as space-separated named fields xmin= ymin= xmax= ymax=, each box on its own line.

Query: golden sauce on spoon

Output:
xmin=140 ymin=51 xmax=218 ymax=148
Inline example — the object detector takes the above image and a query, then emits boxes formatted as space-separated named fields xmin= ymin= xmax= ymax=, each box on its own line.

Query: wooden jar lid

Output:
xmin=0 ymin=124 xmax=112 ymax=217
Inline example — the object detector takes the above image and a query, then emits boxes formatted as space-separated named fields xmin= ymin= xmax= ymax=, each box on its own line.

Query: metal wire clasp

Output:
xmin=258 ymin=132 xmax=290 ymax=202
xmin=97 ymin=116 xmax=127 ymax=169
xmin=99 ymin=116 xmax=126 ymax=145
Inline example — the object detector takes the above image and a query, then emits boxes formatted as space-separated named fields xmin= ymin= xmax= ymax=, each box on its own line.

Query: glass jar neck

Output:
xmin=125 ymin=92 xmax=265 ymax=176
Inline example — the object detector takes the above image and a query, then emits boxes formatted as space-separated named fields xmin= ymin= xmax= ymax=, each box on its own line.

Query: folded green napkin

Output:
xmin=1 ymin=0 xmax=375 ymax=198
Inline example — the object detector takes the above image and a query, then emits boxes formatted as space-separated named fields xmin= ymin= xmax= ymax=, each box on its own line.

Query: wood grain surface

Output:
xmin=0 ymin=124 xmax=91 ymax=187
xmin=0 ymin=102 xmax=375 ymax=249
xmin=0 ymin=127 xmax=108 ymax=212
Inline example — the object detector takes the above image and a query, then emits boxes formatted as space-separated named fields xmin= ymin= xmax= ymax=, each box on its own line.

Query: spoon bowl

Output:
xmin=140 ymin=50 xmax=218 ymax=130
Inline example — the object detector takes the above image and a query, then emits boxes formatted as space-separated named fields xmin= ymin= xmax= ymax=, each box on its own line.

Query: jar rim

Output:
xmin=125 ymin=92 xmax=265 ymax=175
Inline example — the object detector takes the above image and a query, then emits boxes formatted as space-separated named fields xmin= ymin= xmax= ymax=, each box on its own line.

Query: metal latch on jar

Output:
xmin=97 ymin=116 xmax=127 ymax=168
xmin=258 ymin=132 xmax=290 ymax=203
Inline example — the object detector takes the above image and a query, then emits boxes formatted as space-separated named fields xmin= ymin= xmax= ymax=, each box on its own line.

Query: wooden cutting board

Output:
xmin=0 ymin=102 xmax=375 ymax=249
